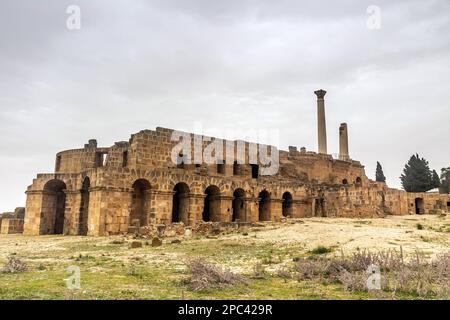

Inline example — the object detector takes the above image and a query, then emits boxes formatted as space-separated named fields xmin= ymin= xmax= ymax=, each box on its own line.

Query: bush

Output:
xmin=292 ymin=248 xmax=450 ymax=298
xmin=1 ymin=256 xmax=28 ymax=273
xmin=310 ymin=246 xmax=333 ymax=255
xmin=185 ymin=259 xmax=247 ymax=291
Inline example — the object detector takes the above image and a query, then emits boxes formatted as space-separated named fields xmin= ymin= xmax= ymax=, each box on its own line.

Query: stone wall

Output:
xmin=0 ymin=218 xmax=24 ymax=234
xmin=22 ymin=127 xmax=450 ymax=236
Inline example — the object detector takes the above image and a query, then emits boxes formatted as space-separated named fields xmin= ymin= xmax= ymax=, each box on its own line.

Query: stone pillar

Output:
xmin=246 ymin=197 xmax=260 ymax=222
xmin=219 ymin=195 xmax=234 ymax=222
xmin=64 ymin=189 xmax=83 ymax=235
xmin=314 ymin=89 xmax=327 ymax=154
xmin=188 ymin=194 xmax=206 ymax=226
xmin=270 ymin=199 xmax=283 ymax=222
xmin=339 ymin=123 xmax=349 ymax=161
xmin=24 ymin=190 xmax=44 ymax=235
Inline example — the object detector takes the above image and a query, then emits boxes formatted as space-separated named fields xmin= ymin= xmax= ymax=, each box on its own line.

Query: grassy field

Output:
xmin=1 ymin=214 xmax=450 ymax=300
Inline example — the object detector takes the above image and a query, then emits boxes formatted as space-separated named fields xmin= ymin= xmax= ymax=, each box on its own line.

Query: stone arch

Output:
xmin=355 ymin=177 xmax=362 ymax=187
xmin=203 ymin=185 xmax=221 ymax=222
xmin=42 ymin=179 xmax=67 ymax=235
xmin=258 ymin=190 xmax=271 ymax=221
xmin=282 ymin=192 xmax=293 ymax=217
xmin=342 ymin=179 xmax=348 ymax=185
xmin=130 ymin=179 xmax=151 ymax=228
xmin=172 ymin=182 xmax=190 ymax=224
xmin=79 ymin=177 xmax=90 ymax=235
xmin=232 ymin=188 xmax=246 ymax=222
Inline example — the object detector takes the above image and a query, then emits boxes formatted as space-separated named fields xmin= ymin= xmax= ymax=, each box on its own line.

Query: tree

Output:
xmin=375 ymin=161 xmax=386 ymax=183
xmin=440 ymin=167 xmax=450 ymax=194
xmin=431 ymin=170 xmax=441 ymax=189
xmin=400 ymin=154 xmax=434 ymax=192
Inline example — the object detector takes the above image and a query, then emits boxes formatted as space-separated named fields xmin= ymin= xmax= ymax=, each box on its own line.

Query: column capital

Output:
xmin=314 ymin=89 xmax=327 ymax=99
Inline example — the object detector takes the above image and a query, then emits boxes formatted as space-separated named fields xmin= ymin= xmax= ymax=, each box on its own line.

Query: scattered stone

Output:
xmin=151 ymin=237 xmax=163 ymax=247
xmin=111 ymin=240 xmax=124 ymax=245
xmin=171 ymin=239 xmax=182 ymax=244
xmin=130 ymin=241 xmax=143 ymax=249
xmin=156 ymin=224 xmax=166 ymax=238
xmin=184 ymin=228 xmax=193 ymax=238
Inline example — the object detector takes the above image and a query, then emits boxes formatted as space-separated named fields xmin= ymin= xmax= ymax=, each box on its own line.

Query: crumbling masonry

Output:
xmin=21 ymin=91 xmax=450 ymax=236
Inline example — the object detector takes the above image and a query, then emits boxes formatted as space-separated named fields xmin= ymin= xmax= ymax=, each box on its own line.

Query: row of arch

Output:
xmin=131 ymin=180 xmax=295 ymax=226
xmin=41 ymin=177 xmax=295 ymax=234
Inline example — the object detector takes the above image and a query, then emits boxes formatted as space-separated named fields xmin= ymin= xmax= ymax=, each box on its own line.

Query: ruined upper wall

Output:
xmin=54 ymin=127 xmax=369 ymax=185
xmin=55 ymin=140 xmax=129 ymax=173
xmin=279 ymin=147 xmax=368 ymax=186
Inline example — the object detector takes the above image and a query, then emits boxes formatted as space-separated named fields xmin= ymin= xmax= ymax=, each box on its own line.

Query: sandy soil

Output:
xmin=1 ymin=214 xmax=449 ymax=262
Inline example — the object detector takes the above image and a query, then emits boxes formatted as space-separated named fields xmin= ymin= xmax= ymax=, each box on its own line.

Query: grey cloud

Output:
xmin=0 ymin=0 xmax=449 ymax=211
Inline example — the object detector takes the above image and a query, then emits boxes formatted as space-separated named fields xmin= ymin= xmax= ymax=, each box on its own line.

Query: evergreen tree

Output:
xmin=375 ymin=161 xmax=386 ymax=183
xmin=400 ymin=154 xmax=433 ymax=192
xmin=431 ymin=170 xmax=441 ymax=189
xmin=440 ymin=167 xmax=450 ymax=194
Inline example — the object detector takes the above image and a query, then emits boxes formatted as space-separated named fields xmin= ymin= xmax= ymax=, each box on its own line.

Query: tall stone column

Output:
xmin=314 ymin=89 xmax=327 ymax=154
xmin=339 ymin=123 xmax=349 ymax=161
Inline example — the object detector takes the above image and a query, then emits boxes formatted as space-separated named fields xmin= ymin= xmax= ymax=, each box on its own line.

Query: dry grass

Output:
xmin=184 ymin=258 xmax=247 ymax=291
xmin=294 ymin=249 xmax=450 ymax=298
xmin=1 ymin=256 xmax=28 ymax=273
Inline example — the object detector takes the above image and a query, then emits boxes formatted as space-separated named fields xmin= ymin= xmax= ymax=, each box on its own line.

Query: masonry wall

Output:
xmin=1 ymin=219 xmax=24 ymax=234
xmin=22 ymin=127 xmax=450 ymax=236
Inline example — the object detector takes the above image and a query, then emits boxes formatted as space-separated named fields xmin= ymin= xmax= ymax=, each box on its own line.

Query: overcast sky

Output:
xmin=0 ymin=0 xmax=449 ymax=212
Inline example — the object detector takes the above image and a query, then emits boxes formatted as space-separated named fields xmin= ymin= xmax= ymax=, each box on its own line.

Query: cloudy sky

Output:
xmin=0 ymin=0 xmax=449 ymax=212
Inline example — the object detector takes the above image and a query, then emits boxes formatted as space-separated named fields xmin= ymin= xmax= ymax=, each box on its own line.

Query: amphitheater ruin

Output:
xmin=2 ymin=90 xmax=448 ymax=236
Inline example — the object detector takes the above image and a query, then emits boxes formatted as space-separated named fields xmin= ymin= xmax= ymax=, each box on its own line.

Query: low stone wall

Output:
xmin=0 ymin=218 xmax=24 ymax=234
xmin=132 ymin=221 xmax=264 ymax=238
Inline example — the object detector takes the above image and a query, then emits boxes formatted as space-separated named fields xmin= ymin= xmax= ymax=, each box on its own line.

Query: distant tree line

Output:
xmin=375 ymin=154 xmax=448 ymax=194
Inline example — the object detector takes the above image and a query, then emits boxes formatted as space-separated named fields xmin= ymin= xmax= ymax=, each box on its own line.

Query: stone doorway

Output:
xmin=282 ymin=192 xmax=293 ymax=217
xmin=258 ymin=190 xmax=271 ymax=221
xmin=172 ymin=183 xmax=190 ymax=224
xmin=42 ymin=179 xmax=67 ymax=235
xmin=203 ymin=185 xmax=221 ymax=222
xmin=232 ymin=189 xmax=246 ymax=222
xmin=415 ymin=198 xmax=424 ymax=215
xmin=130 ymin=179 xmax=151 ymax=228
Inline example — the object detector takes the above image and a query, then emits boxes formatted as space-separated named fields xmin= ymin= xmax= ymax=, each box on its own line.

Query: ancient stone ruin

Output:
xmin=18 ymin=90 xmax=450 ymax=236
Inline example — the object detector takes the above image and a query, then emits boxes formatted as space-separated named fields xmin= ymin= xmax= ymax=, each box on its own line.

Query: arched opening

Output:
xmin=258 ymin=190 xmax=271 ymax=221
xmin=79 ymin=177 xmax=90 ymax=235
xmin=42 ymin=179 xmax=67 ymax=235
xmin=282 ymin=192 xmax=293 ymax=217
xmin=232 ymin=189 xmax=246 ymax=222
xmin=415 ymin=198 xmax=424 ymax=215
xmin=203 ymin=185 xmax=221 ymax=222
xmin=342 ymin=179 xmax=348 ymax=185
xmin=130 ymin=179 xmax=151 ymax=228
xmin=355 ymin=177 xmax=362 ymax=187
xmin=172 ymin=183 xmax=190 ymax=224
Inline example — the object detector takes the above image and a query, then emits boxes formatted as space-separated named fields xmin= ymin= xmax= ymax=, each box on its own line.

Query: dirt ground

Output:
xmin=0 ymin=214 xmax=449 ymax=300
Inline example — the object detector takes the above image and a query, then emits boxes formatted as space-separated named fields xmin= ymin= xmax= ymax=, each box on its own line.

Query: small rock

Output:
xmin=171 ymin=239 xmax=182 ymax=244
xmin=184 ymin=228 xmax=192 ymax=238
xmin=130 ymin=241 xmax=142 ymax=249
xmin=151 ymin=237 xmax=163 ymax=247
xmin=156 ymin=224 xmax=166 ymax=237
